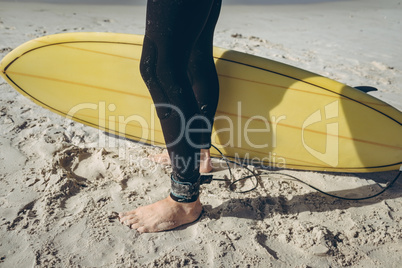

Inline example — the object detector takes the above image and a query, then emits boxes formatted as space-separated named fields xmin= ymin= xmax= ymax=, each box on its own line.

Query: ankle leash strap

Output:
xmin=170 ymin=174 xmax=213 ymax=203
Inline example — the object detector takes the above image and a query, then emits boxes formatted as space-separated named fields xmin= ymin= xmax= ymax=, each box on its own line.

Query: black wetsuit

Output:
xmin=140 ymin=0 xmax=222 ymax=202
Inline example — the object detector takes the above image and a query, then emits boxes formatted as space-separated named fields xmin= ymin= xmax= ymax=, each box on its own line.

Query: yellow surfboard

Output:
xmin=1 ymin=32 xmax=401 ymax=172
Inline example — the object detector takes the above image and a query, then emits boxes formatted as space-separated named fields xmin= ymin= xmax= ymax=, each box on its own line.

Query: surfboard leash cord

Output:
xmin=209 ymin=144 xmax=402 ymax=201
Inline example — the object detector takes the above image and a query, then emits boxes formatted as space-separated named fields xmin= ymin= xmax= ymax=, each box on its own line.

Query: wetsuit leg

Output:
xmin=139 ymin=0 xmax=220 ymax=202
xmin=188 ymin=0 xmax=222 ymax=149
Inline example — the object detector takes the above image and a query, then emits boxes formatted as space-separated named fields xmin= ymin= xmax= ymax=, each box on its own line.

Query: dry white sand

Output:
xmin=1 ymin=0 xmax=401 ymax=267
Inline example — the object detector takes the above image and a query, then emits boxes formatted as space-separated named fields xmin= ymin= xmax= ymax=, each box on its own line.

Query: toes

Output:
xmin=123 ymin=218 xmax=138 ymax=227
xmin=119 ymin=214 xmax=127 ymax=223
xmin=126 ymin=217 xmax=139 ymax=226
xmin=136 ymin=226 xmax=148 ymax=233
xmin=119 ymin=214 xmax=137 ymax=225
xmin=119 ymin=208 xmax=137 ymax=219
xmin=118 ymin=213 xmax=126 ymax=221
xmin=131 ymin=222 xmax=142 ymax=230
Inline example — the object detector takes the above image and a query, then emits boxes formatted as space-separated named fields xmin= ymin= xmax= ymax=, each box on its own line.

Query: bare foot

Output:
xmin=119 ymin=196 xmax=202 ymax=233
xmin=149 ymin=149 xmax=213 ymax=173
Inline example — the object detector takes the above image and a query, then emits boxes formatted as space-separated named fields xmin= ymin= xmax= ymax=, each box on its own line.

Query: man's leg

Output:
xmin=148 ymin=0 xmax=222 ymax=173
xmin=188 ymin=0 xmax=222 ymax=173
xmin=119 ymin=0 xmax=218 ymax=233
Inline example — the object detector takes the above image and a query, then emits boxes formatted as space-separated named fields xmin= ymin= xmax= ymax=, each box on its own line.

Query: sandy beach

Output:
xmin=0 ymin=0 xmax=401 ymax=267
